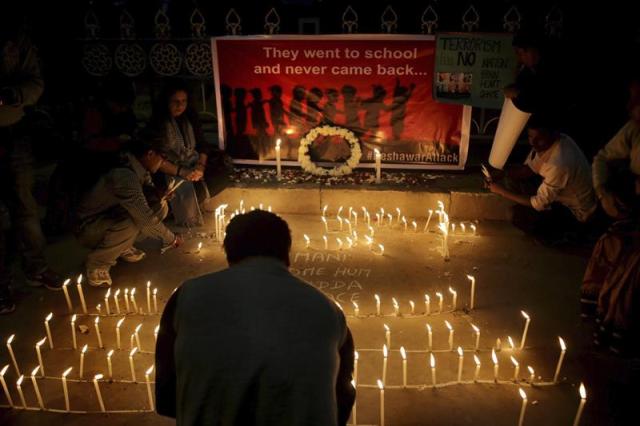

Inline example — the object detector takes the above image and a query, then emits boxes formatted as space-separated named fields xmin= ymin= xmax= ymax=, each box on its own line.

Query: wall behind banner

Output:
xmin=212 ymin=35 xmax=470 ymax=170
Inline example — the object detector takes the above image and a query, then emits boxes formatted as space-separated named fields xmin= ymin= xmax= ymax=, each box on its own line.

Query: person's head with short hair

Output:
xmin=126 ymin=129 xmax=169 ymax=174
xmin=527 ymin=114 xmax=559 ymax=153
xmin=223 ymin=210 xmax=292 ymax=266
xmin=153 ymin=79 xmax=195 ymax=122
xmin=512 ymin=30 xmax=545 ymax=69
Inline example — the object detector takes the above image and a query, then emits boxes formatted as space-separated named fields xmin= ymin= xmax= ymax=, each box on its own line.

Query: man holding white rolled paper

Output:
xmin=487 ymin=115 xmax=598 ymax=244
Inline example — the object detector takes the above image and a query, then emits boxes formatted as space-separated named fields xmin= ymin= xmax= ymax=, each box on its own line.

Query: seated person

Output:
xmin=592 ymin=78 xmax=640 ymax=218
xmin=148 ymin=80 xmax=210 ymax=227
xmin=487 ymin=115 xmax=598 ymax=244
xmin=155 ymin=210 xmax=355 ymax=426
xmin=75 ymin=133 xmax=183 ymax=287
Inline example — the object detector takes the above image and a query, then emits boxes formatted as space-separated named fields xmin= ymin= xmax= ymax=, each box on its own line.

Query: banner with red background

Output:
xmin=212 ymin=35 xmax=471 ymax=170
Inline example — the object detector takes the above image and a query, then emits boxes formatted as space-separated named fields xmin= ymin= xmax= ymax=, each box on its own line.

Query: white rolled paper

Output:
xmin=488 ymin=98 xmax=531 ymax=170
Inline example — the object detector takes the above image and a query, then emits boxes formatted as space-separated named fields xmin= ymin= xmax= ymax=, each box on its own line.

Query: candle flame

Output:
xmin=0 ymin=365 xmax=8 ymax=376
xmin=63 ymin=367 xmax=73 ymax=377
xmin=430 ymin=353 xmax=436 ymax=368
xmin=115 ymin=289 xmax=121 ymax=297
xmin=409 ymin=300 xmax=415 ymax=309
xmin=198 ymin=242 xmax=203 ymax=251
xmin=106 ymin=288 xmax=111 ymax=298
xmin=31 ymin=366 xmax=40 ymax=377
xmin=107 ymin=350 xmax=114 ymax=358
xmin=146 ymin=365 xmax=155 ymax=376
xmin=527 ymin=366 xmax=534 ymax=375
xmin=383 ymin=344 xmax=388 ymax=357
xmin=375 ymin=294 xmax=380 ymax=303
xmin=474 ymin=355 xmax=480 ymax=366
xmin=77 ymin=274 xmax=83 ymax=285
xmin=117 ymin=318 xmax=125 ymax=328
xmin=7 ymin=334 xmax=14 ymax=344
xmin=351 ymin=379 xmax=356 ymax=388
xmin=377 ymin=379 xmax=384 ymax=390
xmin=426 ymin=323 xmax=432 ymax=333
xmin=491 ymin=349 xmax=498 ymax=364
xmin=130 ymin=348 xmax=138 ymax=357
xmin=45 ymin=312 xmax=53 ymax=322
xmin=135 ymin=324 xmax=142 ymax=333
xmin=154 ymin=325 xmax=160 ymax=334
xmin=510 ymin=356 xmax=519 ymax=367
xmin=392 ymin=297 xmax=399 ymax=308
xmin=94 ymin=374 xmax=103 ymax=381
xmin=519 ymin=388 xmax=527 ymax=400
xmin=471 ymin=324 xmax=480 ymax=333
xmin=467 ymin=274 xmax=475 ymax=281
xmin=378 ymin=243 xmax=384 ymax=253
xmin=352 ymin=301 xmax=358 ymax=310
xmin=63 ymin=278 xmax=70 ymax=287
xmin=444 ymin=320 xmax=452 ymax=331
xmin=124 ymin=288 xmax=129 ymax=295
xmin=508 ymin=336 xmax=515 ymax=349
xmin=579 ymin=383 xmax=586 ymax=399
xmin=71 ymin=314 xmax=77 ymax=322
xmin=95 ymin=317 xmax=100 ymax=325
xmin=354 ymin=351 xmax=359 ymax=361
xmin=81 ymin=344 xmax=88 ymax=354
xmin=436 ymin=292 xmax=443 ymax=299
xmin=425 ymin=294 xmax=430 ymax=302
xmin=400 ymin=346 xmax=407 ymax=360
xmin=521 ymin=310 xmax=530 ymax=320
xmin=383 ymin=324 xmax=390 ymax=332
xmin=448 ymin=287 xmax=456 ymax=295
xmin=17 ymin=375 xmax=24 ymax=386
xmin=303 ymin=234 xmax=310 ymax=243
xmin=559 ymin=337 xmax=566 ymax=351
xmin=36 ymin=337 xmax=46 ymax=347
xmin=131 ymin=288 xmax=136 ymax=296
xmin=457 ymin=347 xmax=463 ymax=357
xmin=374 ymin=148 xmax=381 ymax=156
xmin=276 ymin=138 xmax=281 ymax=148
xmin=153 ymin=288 xmax=158 ymax=295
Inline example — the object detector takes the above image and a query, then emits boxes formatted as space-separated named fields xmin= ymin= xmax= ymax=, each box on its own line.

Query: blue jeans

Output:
xmin=0 ymin=126 xmax=48 ymax=292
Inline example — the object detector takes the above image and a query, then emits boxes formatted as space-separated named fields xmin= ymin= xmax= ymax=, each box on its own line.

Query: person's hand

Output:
xmin=600 ymin=191 xmax=620 ymax=218
xmin=187 ymin=169 xmax=203 ymax=181
xmin=487 ymin=182 xmax=506 ymax=196
xmin=503 ymin=86 xmax=519 ymax=99
xmin=172 ymin=233 xmax=184 ymax=248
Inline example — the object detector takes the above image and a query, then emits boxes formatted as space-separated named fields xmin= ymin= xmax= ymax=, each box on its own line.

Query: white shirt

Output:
xmin=525 ymin=134 xmax=597 ymax=222
xmin=592 ymin=120 xmax=640 ymax=194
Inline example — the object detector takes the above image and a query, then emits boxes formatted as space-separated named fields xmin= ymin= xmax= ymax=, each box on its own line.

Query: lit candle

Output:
xmin=401 ymin=346 xmax=407 ymax=387
xmin=146 ymin=281 xmax=151 ymax=314
xmin=457 ymin=347 xmax=464 ymax=383
xmin=197 ymin=242 xmax=203 ymax=253
xmin=496 ymin=338 xmax=502 ymax=351
xmin=368 ymin=225 xmax=375 ymax=237
xmin=16 ymin=375 xmax=26 ymax=409
xmin=107 ymin=350 xmax=114 ymax=379
xmin=114 ymin=289 xmax=121 ymax=314
xmin=511 ymin=356 xmax=520 ymax=382
xmin=345 ymin=237 xmax=353 ymax=249
xmin=130 ymin=333 xmax=135 ymax=350
xmin=377 ymin=379 xmax=385 ymax=426
xmin=520 ymin=311 xmax=531 ymax=350
xmin=0 ymin=365 xmax=14 ymax=407
xmin=387 ymin=213 xmax=393 ymax=226
xmin=354 ymin=351 xmax=359 ymax=384
xmin=345 ymin=219 xmax=352 ymax=234
xmin=103 ymin=288 xmax=111 ymax=315
xmin=424 ymin=209 xmax=433 ymax=232
xmin=352 ymin=211 xmax=358 ymax=227
xmin=438 ymin=223 xmax=449 ymax=259
xmin=471 ymin=324 xmax=480 ymax=351
xmin=134 ymin=324 xmax=142 ymax=351
xmin=382 ymin=344 xmax=388 ymax=384
xmin=402 ymin=216 xmax=407 ymax=232
xmin=130 ymin=288 xmax=139 ymax=313
xmin=94 ymin=317 xmax=103 ymax=348
xmin=154 ymin=325 xmax=159 ymax=342
xmin=409 ymin=300 xmax=415 ymax=315
xmin=352 ymin=301 xmax=359 ymax=317
xmin=275 ymin=138 xmax=282 ymax=179
xmin=448 ymin=287 xmax=457 ymax=311
xmin=70 ymin=314 xmax=77 ymax=349
xmin=395 ymin=207 xmax=401 ymax=224
xmin=436 ymin=292 xmax=443 ymax=313
xmin=527 ymin=366 xmax=535 ymax=385
xmin=553 ymin=337 xmax=567 ymax=383
xmin=337 ymin=216 xmax=343 ymax=231
xmin=321 ymin=216 xmax=329 ymax=233
xmin=116 ymin=317 xmax=125 ymax=350
xmin=492 ymin=349 xmax=499 ymax=382
xmin=392 ymin=298 xmax=399 ymax=316
xmin=322 ymin=205 xmax=328 ymax=217
xmin=303 ymin=234 xmax=310 ymax=249
xmin=376 ymin=243 xmax=385 ymax=256
xmin=30 ymin=366 xmax=44 ymax=409
xmin=467 ymin=275 xmax=476 ymax=310
xmin=35 ymin=338 xmax=46 ymax=376
xmin=79 ymin=344 xmax=88 ymax=378
xmin=145 ymin=365 xmax=155 ymax=410
xmin=153 ymin=288 xmax=158 ymax=314
xmin=518 ymin=388 xmax=528 ymax=426
xmin=471 ymin=224 xmax=477 ymax=235
xmin=430 ymin=353 xmax=436 ymax=387
xmin=473 ymin=355 xmax=481 ymax=382
xmin=376 ymin=213 xmax=381 ymax=227
xmin=461 ymin=223 xmax=466 ymax=234
xmin=323 ymin=235 xmax=328 ymax=250
xmin=508 ymin=336 xmax=516 ymax=351
xmin=61 ymin=367 xmax=72 ymax=412
xmin=336 ymin=238 xmax=343 ymax=250
xmin=76 ymin=274 xmax=87 ymax=314
xmin=384 ymin=324 xmax=391 ymax=349
xmin=62 ymin=278 xmax=73 ymax=313
xmin=124 ymin=288 xmax=130 ymax=313
xmin=44 ymin=312 xmax=54 ymax=349
xmin=573 ymin=383 xmax=587 ymax=426
xmin=374 ymin=149 xmax=382 ymax=184
xmin=445 ymin=320 xmax=454 ymax=351
xmin=92 ymin=374 xmax=106 ymax=412
xmin=96 ymin=303 xmax=101 ymax=314
xmin=129 ymin=348 xmax=138 ymax=382
xmin=375 ymin=294 xmax=381 ymax=316
xmin=6 ymin=335 xmax=20 ymax=375
xmin=424 ymin=294 xmax=431 ymax=315
xmin=451 ymin=223 xmax=456 ymax=234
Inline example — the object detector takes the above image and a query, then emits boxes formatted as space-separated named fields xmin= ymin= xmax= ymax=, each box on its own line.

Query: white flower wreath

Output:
xmin=297 ymin=125 xmax=362 ymax=176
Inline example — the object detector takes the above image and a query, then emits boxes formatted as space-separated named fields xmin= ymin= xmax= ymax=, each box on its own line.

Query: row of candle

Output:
xmin=0 ymin=363 xmax=155 ymax=412
xmin=61 ymin=276 xmax=160 ymax=317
